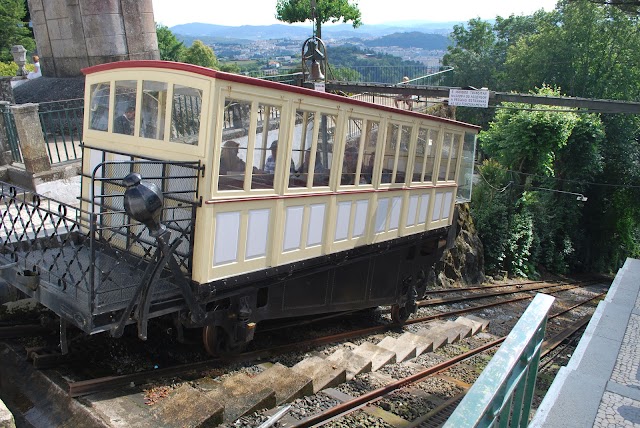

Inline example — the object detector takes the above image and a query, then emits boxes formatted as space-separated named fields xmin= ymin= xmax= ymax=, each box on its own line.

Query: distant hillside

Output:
xmin=364 ymin=32 xmax=450 ymax=50
xmin=170 ymin=21 xmax=461 ymax=41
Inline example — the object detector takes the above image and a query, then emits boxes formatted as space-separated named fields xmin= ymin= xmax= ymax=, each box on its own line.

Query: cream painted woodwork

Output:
xmin=82 ymin=62 xmax=478 ymax=285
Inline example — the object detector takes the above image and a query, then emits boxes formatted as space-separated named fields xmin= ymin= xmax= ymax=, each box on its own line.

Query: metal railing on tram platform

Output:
xmin=444 ymin=293 xmax=555 ymax=428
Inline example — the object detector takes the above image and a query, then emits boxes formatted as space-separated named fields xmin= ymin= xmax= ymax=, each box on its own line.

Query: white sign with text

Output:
xmin=448 ymin=89 xmax=490 ymax=108
xmin=314 ymin=82 xmax=326 ymax=92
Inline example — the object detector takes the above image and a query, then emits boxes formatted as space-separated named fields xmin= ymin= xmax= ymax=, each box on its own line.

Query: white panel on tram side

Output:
xmin=335 ymin=201 xmax=351 ymax=241
xmin=442 ymin=191 xmax=453 ymax=220
xmin=389 ymin=196 xmax=402 ymax=231
xmin=246 ymin=208 xmax=271 ymax=259
xmin=375 ymin=197 xmax=390 ymax=234
xmin=407 ymin=195 xmax=419 ymax=227
xmin=353 ymin=199 xmax=368 ymax=238
xmin=418 ymin=193 xmax=431 ymax=224
xmin=213 ymin=211 xmax=241 ymax=265
xmin=283 ymin=205 xmax=304 ymax=252
xmin=307 ymin=203 xmax=326 ymax=247
xmin=89 ymin=149 xmax=104 ymax=178
xmin=432 ymin=192 xmax=444 ymax=222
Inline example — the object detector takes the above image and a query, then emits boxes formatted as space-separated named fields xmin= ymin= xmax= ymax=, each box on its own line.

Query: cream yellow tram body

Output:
xmin=1 ymin=61 xmax=479 ymax=354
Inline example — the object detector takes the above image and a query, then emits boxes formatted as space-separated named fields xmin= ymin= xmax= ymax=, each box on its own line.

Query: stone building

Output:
xmin=27 ymin=0 xmax=160 ymax=78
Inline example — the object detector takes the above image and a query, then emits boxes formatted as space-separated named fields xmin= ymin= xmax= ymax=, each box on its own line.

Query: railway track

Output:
xmin=0 ymin=278 xmax=607 ymax=427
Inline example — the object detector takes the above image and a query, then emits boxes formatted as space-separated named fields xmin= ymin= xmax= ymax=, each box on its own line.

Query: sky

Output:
xmin=152 ymin=0 xmax=559 ymax=28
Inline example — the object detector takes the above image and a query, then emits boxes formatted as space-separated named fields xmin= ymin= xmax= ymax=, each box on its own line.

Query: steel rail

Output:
xmin=291 ymin=292 xmax=605 ymax=427
xmin=66 ymin=282 xmax=600 ymax=397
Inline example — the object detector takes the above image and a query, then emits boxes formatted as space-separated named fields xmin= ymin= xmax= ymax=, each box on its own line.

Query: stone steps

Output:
xmin=85 ymin=315 xmax=490 ymax=427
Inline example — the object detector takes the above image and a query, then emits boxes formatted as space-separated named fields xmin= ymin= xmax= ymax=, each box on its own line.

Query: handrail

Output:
xmin=443 ymin=293 xmax=555 ymax=427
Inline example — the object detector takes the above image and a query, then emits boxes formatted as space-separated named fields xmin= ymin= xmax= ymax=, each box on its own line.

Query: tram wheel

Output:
xmin=202 ymin=325 xmax=228 ymax=357
xmin=391 ymin=304 xmax=410 ymax=325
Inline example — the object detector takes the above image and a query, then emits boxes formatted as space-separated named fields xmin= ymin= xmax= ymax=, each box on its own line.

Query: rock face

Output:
xmin=430 ymin=203 xmax=485 ymax=289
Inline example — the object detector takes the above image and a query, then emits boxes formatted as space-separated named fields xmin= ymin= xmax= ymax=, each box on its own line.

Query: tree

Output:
xmin=275 ymin=0 xmax=362 ymax=39
xmin=0 ymin=0 xmax=35 ymax=62
xmin=182 ymin=40 xmax=219 ymax=69
xmin=473 ymin=86 xmax=607 ymax=275
xmin=156 ymin=24 xmax=185 ymax=62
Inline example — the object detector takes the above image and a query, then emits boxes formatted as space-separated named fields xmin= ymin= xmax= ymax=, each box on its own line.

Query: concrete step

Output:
xmin=398 ymin=331 xmax=434 ymax=355
xmin=464 ymin=314 xmax=491 ymax=331
xmin=292 ymin=356 xmax=347 ymax=393
xmin=455 ymin=316 xmax=485 ymax=335
xmin=352 ymin=341 xmax=396 ymax=371
xmin=254 ymin=362 xmax=313 ymax=405
xmin=377 ymin=336 xmax=417 ymax=362
xmin=325 ymin=348 xmax=372 ymax=381
xmin=205 ymin=373 xmax=276 ymax=423
xmin=413 ymin=324 xmax=450 ymax=350
xmin=152 ymin=383 xmax=223 ymax=427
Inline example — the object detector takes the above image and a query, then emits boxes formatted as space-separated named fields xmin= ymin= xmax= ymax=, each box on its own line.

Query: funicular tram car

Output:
xmin=0 ymin=61 xmax=479 ymax=355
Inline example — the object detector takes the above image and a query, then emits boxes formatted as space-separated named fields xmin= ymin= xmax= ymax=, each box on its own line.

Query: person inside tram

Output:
xmin=341 ymin=146 xmax=366 ymax=185
xmin=114 ymin=106 xmax=135 ymax=135
xmin=296 ymin=149 xmax=329 ymax=185
xmin=265 ymin=140 xmax=295 ymax=174
xmin=219 ymin=140 xmax=246 ymax=175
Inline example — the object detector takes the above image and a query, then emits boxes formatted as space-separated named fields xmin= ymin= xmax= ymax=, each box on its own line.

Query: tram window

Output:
xmin=89 ymin=82 xmax=110 ymax=131
xmin=382 ymin=124 xmax=399 ymax=184
xmin=112 ymin=80 xmax=137 ymax=135
xmin=290 ymin=110 xmax=315 ymax=188
xmin=395 ymin=125 xmax=412 ymax=184
xmin=139 ymin=81 xmax=168 ymax=140
xmin=341 ymin=118 xmax=365 ymax=186
xmin=413 ymin=128 xmax=428 ymax=182
xmin=252 ymin=103 xmax=281 ymax=190
xmin=170 ymin=84 xmax=202 ymax=145
xmin=362 ymin=120 xmax=380 ymax=185
xmin=439 ymin=132 xmax=454 ymax=181
xmin=219 ymin=99 xmax=251 ymax=191
xmin=424 ymin=129 xmax=438 ymax=183
xmin=448 ymin=133 xmax=462 ymax=181
xmin=315 ymin=113 xmax=335 ymax=187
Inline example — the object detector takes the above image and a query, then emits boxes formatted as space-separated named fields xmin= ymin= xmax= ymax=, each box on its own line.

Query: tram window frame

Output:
xmin=112 ymin=80 xmax=138 ymax=136
xmin=88 ymin=82 xmax=111 ymax=132
xmin=170 ymin=84 xmax=203 ymax=146
xmin=395 ymin=125 xmax=412 ymax=185
xmin=251 ymin=102 xmax=282 ymax=190
xmin=139 ymin=80 xmax=168 ymax=141
xmin=412 ymin=127 xmax=438 ymax=184
xmin=447 ymin=132 xmax=462 ymax=181
xmin=380 ymin=122 xmax=412 ymax=186
xmin=288 ymin=110 xmax=335 ymax=190
xmin=438 ymin=132 xmax=455 ymax=182
xmin=339 ymin=117 xmax=378 ymax=188
xmin=217 ymin=95 xmax=285 ymax=193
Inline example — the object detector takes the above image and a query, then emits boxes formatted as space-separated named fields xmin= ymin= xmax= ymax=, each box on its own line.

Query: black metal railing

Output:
xmin=38 ymin=105 xmax=83 ymax=164
xmin=0 ymin=103 xmax=22 ymax=163
xmin=0 ymin=157 xmax=202 ymax=332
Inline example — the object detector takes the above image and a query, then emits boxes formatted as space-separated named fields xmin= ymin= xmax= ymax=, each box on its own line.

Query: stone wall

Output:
xmin=27 ymin=0 xmax=159 ymax=78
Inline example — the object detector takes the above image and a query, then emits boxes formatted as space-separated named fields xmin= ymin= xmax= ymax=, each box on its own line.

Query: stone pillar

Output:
xmin=0 ymin=102 xmax=13 ymax=166
xmin=27 ymin=0 xmax=160 ymax=77
xmin=0 ymin=77 xmax=15 ymax=104
xmin=11 ymin=45 xmax=27 ymax=77
xmin=11 ymin=104 xmax=51 ymax=174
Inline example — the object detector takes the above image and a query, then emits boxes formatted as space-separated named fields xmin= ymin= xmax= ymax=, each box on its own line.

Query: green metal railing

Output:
xmin=0 ymin=103 xmax=22 ymax=163
xmin=444 ymin=293 xmax=555 ymax=428
xmin=38 ymin=105 xmax=83 ymax=164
